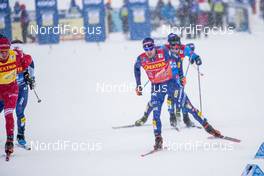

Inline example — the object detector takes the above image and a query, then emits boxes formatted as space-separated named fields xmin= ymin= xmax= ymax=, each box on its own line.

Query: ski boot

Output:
xmin=5 ymin=137 xmax=14 ymax=156
xmin=153 ymin=135 xmax=163 ymax=150
xmin=203 ymin=120 xmax=221 ymax=137
xmin=135 ymin=114 xmax=148 ymax=126
xmin=169 ymin=113 xmax=177 ymax=127
xmin=183 ymin=113 xmax=195 ymax=128
xmin=17 ymin=134 xmax=27 ymax=146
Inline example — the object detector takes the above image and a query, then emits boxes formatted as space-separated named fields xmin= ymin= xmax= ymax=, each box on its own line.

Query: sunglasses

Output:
xmin=143 ymin=44 xmax=154 ymax=51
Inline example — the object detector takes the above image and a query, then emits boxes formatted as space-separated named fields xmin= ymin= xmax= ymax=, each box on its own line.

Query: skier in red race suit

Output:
xmin=0 ymin=36 xmax=32 ymax=156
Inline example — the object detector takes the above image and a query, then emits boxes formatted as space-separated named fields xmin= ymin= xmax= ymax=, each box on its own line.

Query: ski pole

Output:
xmin=191 ymin=64 xmax=204 ymax=76
xmin=184 ymin=59 xmax=191 ymax=78
xmin=33 ymin=89 xmax=42 ymax=103
xmin=197 ymin=66 xmax=203 ymax=113
xmin=143 ymin=80 xmax=150 ymax=88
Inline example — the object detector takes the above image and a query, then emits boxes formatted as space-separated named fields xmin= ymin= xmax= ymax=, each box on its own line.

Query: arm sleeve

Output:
xmin=22 ymin=54 xmax=33 ymax=70
xmin=184 ymin=45 xmax=199 ymax=61
xmin=134 ymin=56 xmax=142 ymax=86
xmin=28 ymin=60 xmax=35 ymax=78
xmin=16 ymin=53 xmax=32 ymax=71
xmin=163 ymin=47 xmax=171 ymax=62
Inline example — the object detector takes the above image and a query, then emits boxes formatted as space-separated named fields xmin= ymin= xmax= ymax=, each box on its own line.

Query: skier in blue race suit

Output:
xmin=134 ymin=36 xmax=221 ymax=150
xmin=134 ymin=37 xmax=179 ymax=149
xmin=166 ymin=33 xmax=221 ymax=138
xmin=135 ymin=34 xmax=199 ymax=128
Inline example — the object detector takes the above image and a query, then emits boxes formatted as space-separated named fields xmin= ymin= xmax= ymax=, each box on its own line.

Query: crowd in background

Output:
xmin=261 ymin=0 xmax=264 ymax=20
xmin=13 ymin=1 xmax=35 ymax=43
xmin=106 ymin=0 xmax=262 ymax=39
xmin=9 ymin=0 xmax=264 ymax=43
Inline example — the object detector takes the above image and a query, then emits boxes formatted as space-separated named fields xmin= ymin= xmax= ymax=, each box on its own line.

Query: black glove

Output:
xmin=195 ymin=56 xmax=202 ymax=65
xmin=24 ymin=72 xmax=36 ymax=90
xmin=190 ymin=55 xmax=202 ymax=66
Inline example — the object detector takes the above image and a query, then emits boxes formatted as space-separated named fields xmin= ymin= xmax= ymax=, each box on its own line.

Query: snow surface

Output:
xmin=1 ymin=19 xmax=264 ymax=176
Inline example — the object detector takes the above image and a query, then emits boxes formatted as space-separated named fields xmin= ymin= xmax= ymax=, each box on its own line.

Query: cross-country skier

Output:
xmin=135 ymin=34 xmax=200 ymax=128
xmin=135 ymin=37 xmax=221 ymax=150
xmin=134 ymin=37 xmax=181 ymax=149
xmin=0 ymin=40 xmax=36 ymax=146
xmin=166 ymin=33 xmax=221 ymax=138
xmin=165 ymin=33 xmax=199 ymax=128
xmin=0 ymin=36 xmax=32 ymax=157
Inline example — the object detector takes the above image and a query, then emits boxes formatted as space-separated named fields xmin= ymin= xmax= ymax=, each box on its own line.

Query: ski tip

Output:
xmin=207 ymin=135 xmax=241 ymax=143
xmin=16 ymin=143 xmax=32 ymax=150
xmin=195 ymin=126 xmax=203 ymax=129
xmin=231 ymin=139 xmax=241 ymax=143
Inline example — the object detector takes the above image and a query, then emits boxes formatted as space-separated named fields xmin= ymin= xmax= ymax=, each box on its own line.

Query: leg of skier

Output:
xmin=167 ymin=79 xmax=179 ymax=128
xmin=174 ymin=85 xmax=221 ymax=137
xmin=16 ymin=84 xmax=29 ymax=145
xmin=135 ymin=101 xmax=153 ymax=126
xmin=151 ymin=83 xmax=167 ymax=150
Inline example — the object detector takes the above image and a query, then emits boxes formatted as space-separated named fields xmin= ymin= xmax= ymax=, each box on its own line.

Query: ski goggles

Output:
xmin=143 ymin=43 xmax=154 ymax=51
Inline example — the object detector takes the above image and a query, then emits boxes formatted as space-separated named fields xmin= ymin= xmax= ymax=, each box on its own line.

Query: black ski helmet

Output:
xmin=168 ymin=33 xmax=181 ymax=46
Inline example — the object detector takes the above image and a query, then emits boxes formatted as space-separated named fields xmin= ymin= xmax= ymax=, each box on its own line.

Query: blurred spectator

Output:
xmin=154 ymin=0 xmax=165 ymax=21
xmin=212 ymin=0 xmax=225 ymax=28
xmin=161 ymin=0 xmax=176 ymax=25
xmin=20 ymin=4 xmax=35 ymax=43
xmin=187 ymin=0 xmax=199 ymax=39
xmin=197 ymin=1 xmax=211 ymax=38
xmin=105 ymin=0 xmax=113 ymax=33
xmin=14 ymin=1 xmax=21 ymax=22
xmin=261 ymin=0 xmax=264 ymax=20
xmin=120 ymin=1 xmax=129 ymax=34
xmin=178 ymin=0 xmax=189 ymax=37
xmin=68 ymin=0 xmax=81 ymax=15
xmin=249 ymin=0 xmax=256 ymax=14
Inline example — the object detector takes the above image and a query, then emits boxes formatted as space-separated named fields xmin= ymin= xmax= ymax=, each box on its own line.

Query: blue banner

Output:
xmin=127 ymin=0 xmax=151 ymax=40
xmin=83 ymin=0 xmax=106 ymax=42
xmin=35 ymin=0 xmax=59 ymax=44
xmin=0 ymin=0 xmax=12 ymax=40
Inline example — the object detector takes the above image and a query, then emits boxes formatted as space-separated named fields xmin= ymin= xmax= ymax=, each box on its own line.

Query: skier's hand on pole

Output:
xmin=190 ymin=55 xmax=202 ymax=66
xmin=180 ymin=76 xmax=187 ymax=86
xmin=135 ymin=85 xmax=143 ymax=96
xmin=24 ymin=72 xmax=36 ymax=90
